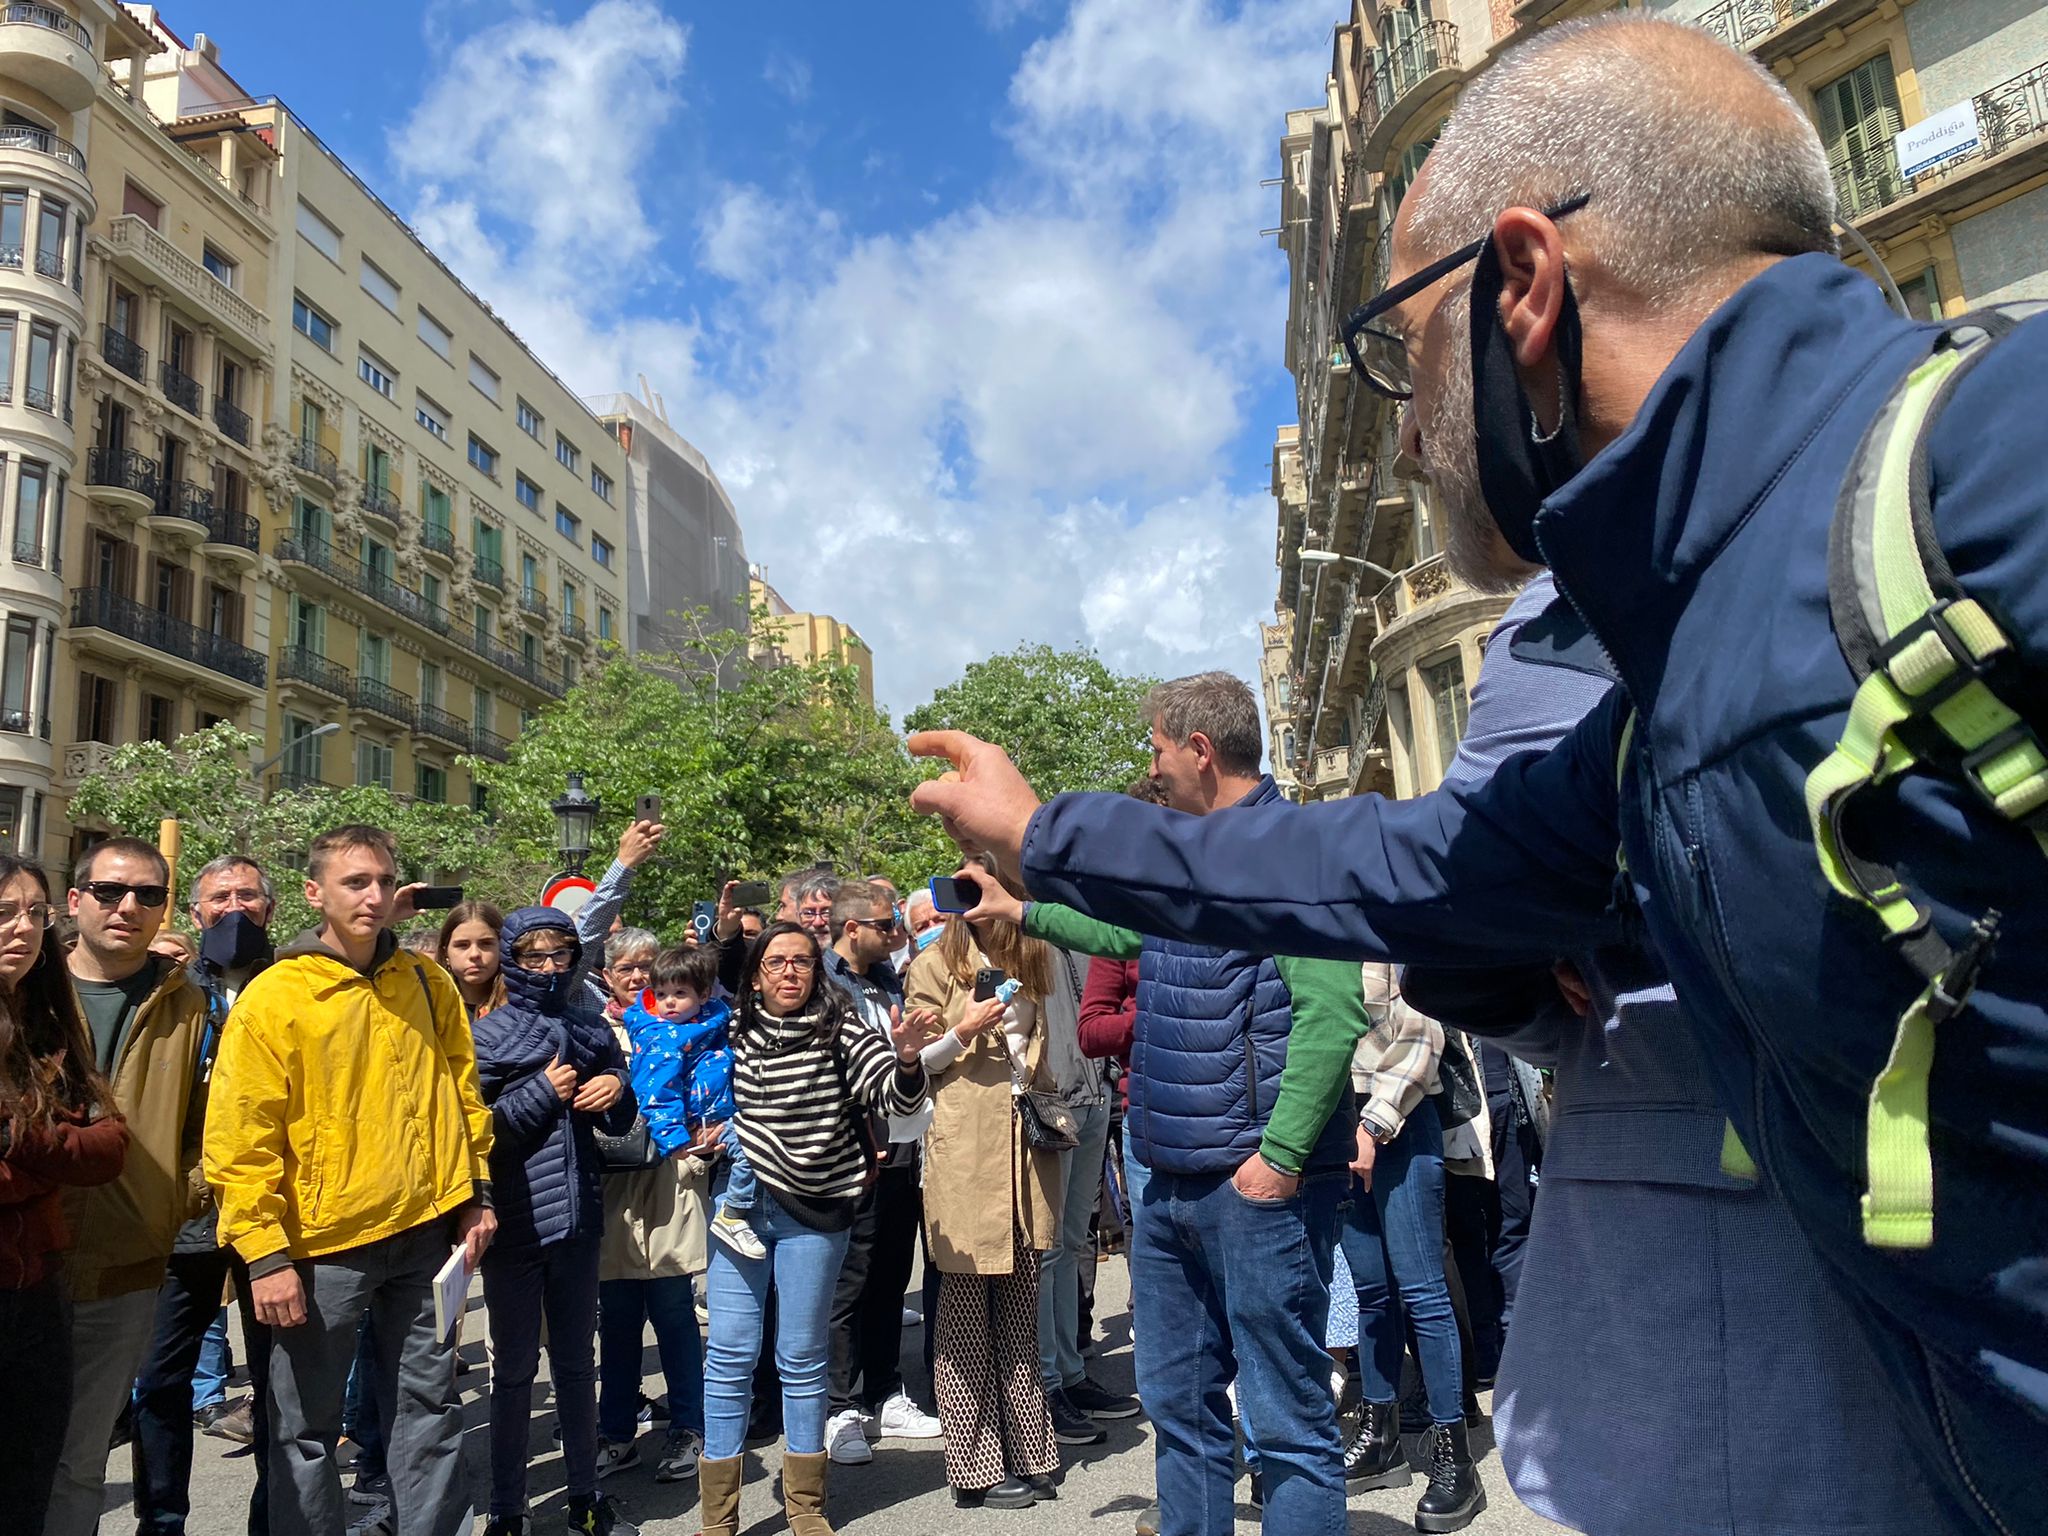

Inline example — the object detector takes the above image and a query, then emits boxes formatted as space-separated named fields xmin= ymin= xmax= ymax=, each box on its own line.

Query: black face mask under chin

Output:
xmin=1469 ymin=239 xmax=1587 ymax=564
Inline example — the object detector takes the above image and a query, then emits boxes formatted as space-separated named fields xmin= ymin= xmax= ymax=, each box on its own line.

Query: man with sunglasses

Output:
xmin=47 ymin=838 xmax=213 ymax=1536
xmin=912 ymin=16 xmax=2048 ymax=1536
xmin=820 ymin=880 xmax=945 ymax=1464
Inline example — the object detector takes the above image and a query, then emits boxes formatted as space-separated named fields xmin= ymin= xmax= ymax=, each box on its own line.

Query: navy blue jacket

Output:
xmin=1017 ymin=258 xmax=2047 ymax=1536
xmin=472 ymin=908 xmax=636 ymax=1250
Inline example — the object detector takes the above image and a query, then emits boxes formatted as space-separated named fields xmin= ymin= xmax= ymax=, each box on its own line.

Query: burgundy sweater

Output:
xmin=0 ymin=1110 xmax=129 ymax=1289
xmin=1076 ymin=957 xmax=1140 ymax=1114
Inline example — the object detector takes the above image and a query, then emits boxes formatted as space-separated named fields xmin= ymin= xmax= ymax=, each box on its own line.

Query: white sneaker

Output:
xmin=711 ymin=1208 xmax=768 ymax=1261
xmin=901 ymin=1305 xmax=922 ymax=1327
xmin=873 ymin=1390 xmax=943 ymax=1440
xmin=825 ymin=1408 xmax=873 ymax=1465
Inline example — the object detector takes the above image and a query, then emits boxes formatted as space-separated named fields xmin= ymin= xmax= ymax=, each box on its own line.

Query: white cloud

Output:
xmin=393 ymin=0 xmax=1330 ymax=722
xmin=763 ymin=51 xmax=813 ymax=104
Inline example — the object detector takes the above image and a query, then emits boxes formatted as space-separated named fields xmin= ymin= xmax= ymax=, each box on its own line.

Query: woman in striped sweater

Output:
xmin=698 ymin=921 xmax=931 ymax=1536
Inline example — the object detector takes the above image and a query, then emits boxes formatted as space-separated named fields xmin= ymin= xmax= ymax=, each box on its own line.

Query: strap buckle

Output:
xmin=1924 ymin=910 xmax=2001 ymax=1025
xmin=1959 ymin=725 xmax=2048 ymax=832
xmin=1877 ymin=599 xmax=1993 ymax=715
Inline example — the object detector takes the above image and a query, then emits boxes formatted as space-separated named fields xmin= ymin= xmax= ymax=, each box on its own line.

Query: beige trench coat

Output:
xmin=598 ymin=1016 xmax=710 ymax=1281
xmin=906 ymin=952 xmax=1061 ymax=1276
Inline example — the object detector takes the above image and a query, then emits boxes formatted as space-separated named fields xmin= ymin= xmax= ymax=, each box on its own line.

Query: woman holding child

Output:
xmin=697 ymin=921 xmax=931 ymax=1536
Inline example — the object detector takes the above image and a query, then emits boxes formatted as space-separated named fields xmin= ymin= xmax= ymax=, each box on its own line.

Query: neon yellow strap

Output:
xmin=1862 ymin=982 xmax=1940 ymax=1249
xmin=1719 ymin=1121 xmax=1758 ymax=1183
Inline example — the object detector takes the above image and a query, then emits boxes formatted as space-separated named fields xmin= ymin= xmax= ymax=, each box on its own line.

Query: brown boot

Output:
xmin=697 ymin=1453 xmax=744 ymax=1536
xmin=781 ymin=1449 xmax=835 ymax=1536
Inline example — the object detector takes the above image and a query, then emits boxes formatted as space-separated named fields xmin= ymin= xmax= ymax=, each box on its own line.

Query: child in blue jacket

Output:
xmin=622 ymin=944 xmax=762 ymax=1259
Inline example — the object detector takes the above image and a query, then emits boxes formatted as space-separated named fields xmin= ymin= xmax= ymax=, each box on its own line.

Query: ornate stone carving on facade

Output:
xmin=1407 ymin=559 xmax=1452 ymax=602
xmin=257 ymin=423 xmax=298 ymax=514
xmin=289 ymin=363 xmax=346 ymax=415
xmin=361 ymin=414 xmax=406 ymax=457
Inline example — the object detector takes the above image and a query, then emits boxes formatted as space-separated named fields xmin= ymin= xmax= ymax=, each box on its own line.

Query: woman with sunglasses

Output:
xmin=439 ymin=900 xmax=508 ymax=1020
xmin=470 ymin=908 xmax=638 ymax=1536
xmin=697 ymin=921 xmax=930 ymax=1536
xmin=0 ymin=854 xmax=128 ymax=1531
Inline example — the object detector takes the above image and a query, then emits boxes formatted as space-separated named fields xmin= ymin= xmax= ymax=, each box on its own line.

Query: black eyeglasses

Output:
xmin=1340 ymin=194 xmax=1591 ymax=402
xmin=80 ymin=880 xmax=171 ymax=910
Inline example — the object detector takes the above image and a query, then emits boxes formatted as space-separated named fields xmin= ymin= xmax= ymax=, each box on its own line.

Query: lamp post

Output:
xmin=1296 ymin=548 xmax=1400 ymax=584
xmin=551 ymin=771 xmax=600 ymax=875
xmin=255 ymin=721 xmax=341 ymax=796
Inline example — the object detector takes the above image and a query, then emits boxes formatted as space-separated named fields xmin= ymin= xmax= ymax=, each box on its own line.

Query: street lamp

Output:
xmin=551 ymin=771 xmax=600 ymax=874
xmin=1297 ymin=549 xmax=1401 ymax=584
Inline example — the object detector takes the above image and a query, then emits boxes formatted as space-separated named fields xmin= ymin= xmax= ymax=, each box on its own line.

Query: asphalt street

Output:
xmin=126 ymin=1257 xmax=1568 ymax=1534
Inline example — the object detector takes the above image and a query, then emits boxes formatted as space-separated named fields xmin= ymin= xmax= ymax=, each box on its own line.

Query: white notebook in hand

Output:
xmin=433 ymin=1244 xmax=470 ymax=1344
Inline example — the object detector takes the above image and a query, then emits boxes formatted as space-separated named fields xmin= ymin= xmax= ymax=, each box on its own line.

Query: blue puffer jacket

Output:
xmin=621 ymin=995 xmax=735 ymax=1155
xmin=472 ymin=908 xmax=636 ymax=1249
xmin=1017 ymin=259 xmax=2048 ymax=1536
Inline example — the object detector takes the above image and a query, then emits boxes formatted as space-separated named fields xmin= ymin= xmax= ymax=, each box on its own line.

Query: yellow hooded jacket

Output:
xmin=204 ymin=929 xmax=493 ymax=1273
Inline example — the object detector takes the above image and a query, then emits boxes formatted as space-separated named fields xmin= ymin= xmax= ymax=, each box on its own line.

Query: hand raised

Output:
xmin=907 ymin=732 xmax=1042 ymax=879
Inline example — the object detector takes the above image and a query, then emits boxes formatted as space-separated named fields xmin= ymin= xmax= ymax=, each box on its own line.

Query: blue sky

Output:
xmin=190 ymin=0 xmax=1333 ymax=715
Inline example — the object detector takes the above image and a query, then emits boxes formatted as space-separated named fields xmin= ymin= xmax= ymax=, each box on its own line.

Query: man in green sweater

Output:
xmin=965 ymin=672 xmax=1365 ymax=1536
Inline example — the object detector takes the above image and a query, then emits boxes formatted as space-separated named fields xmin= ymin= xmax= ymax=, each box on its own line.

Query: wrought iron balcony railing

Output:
xmin=70 ymin=586 xmax=266 ymax=687
xmin=212 ymin=396 xmax=250 ymax=445
xmin=289 ymin=436 xmax=338 ymax=483
xmin=349 ymin=676 xmax=416 ymax=728
xmin=86 ymin=444 xmax=158 ymax=501
xmin=278 ymin=645 xmax=350 ymax=698
xmin=419 ymin=703 xmax=470 ymax=747
xmin=159 ymin=361 xmax=202 ymax=415
xmin=100 ymin=324 xmax=146 ymax=382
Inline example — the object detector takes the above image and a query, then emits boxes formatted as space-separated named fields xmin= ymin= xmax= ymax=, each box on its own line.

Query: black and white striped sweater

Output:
xmin=730 ymin=998 xmax=929 ymax=1203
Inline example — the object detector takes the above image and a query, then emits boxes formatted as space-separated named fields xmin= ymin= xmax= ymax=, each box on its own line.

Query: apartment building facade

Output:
xmin=1271 ymin=0 xmax=2048 ymax=805
xmin=749 ymin=571 xmax=875 ymax=708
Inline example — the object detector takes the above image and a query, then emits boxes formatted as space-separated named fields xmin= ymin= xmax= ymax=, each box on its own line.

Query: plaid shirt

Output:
xmin=1350 ymin=963 xmax=1443 ymax=1141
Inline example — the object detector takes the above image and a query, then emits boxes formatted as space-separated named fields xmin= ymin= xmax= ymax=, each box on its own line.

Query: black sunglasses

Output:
xmin=850 ymin=915 xmax=901 ymax=933
xmin=80 ymin=880 xmax=171 ymax=909
xmin=1340 ymin=193 xmax=1591 ymax=402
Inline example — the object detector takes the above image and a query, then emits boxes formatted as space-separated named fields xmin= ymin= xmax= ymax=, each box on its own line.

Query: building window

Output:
xmin=0 ymin=314 xmax=13 ymax=403
xmin=590 ymin=467 xmax=613 ymax=502
xmin=0 ymin=190 xmax=23 ymax=268
xmin=597 ymin=606 xmax=614 ymax=642
xmin=1815 ymin=55 xmax=1905 ymax=220
xmin=295 ymin=198 xmax=343 ymax=263
xmin=521 ymin=631 xmax=539 ymax=664
xmin=468 ymin=354 xmax=500 ymax=404
xmin=25 ymin=321 xmax=56 ymax=411
xmin=555 ymin=506 xmax=579 ymax=542
xmin=288 ymin=594 xmax=325 ymax=653
xmin=360 ymin=631 xmax=390 ymax=684
xmin=2 ymin=615 xmax=35 ymax=732
xmin=359 ymin=257 xmax=400 ymax=313
xmin=471 ymin=782 xmax=490 ymax=818
xmin=292 ymin=293 xmax=336 ymax=351
xmin=517 ymin=399 xmax=543 ymax=439
xmin=420 ymin=659 xmax=441 ymax=708
xmin=473 ymin=686 xmax=493 ymax=733
xmin=416 ymin=310 xmax=451 ymax=362
xmin=364 ymin=539 xmax=394 ymax=582
xmin=1896 ymin=265 xmax=1942 ymax=321
xmin=15 ymin=460 xmax=48 ymax=562
xmin=281 ymin=713 xmax=326 ymax=784
xmin=468 ymin=434 xmax=498 ymax=478
xmin=142 ymin=692 xmax=177 ymax=746
xmin=356 ymin=739 xmax=394 ymax=791
xmin=122 ymin=180 xmax=162 ymax=229
xmin=1421 ymin=653 xmax=1469 ymax=780
xmin=561 ymin=580 xmax=578 ymax=620
xmin=515 ymin=472 xmax=541 ymax=512
xmin=33 ymin=197 xmax=64 ymax=279
xmin=590 ymin=533 xmax=614 ymax=570
xmin=294 ymin=497 xmax=330 ymax=544
xmin=416 ymin=393 xmax=450 ymax=442
xmin=76 ymin=670 xmax=118 ymax=742
xmin=554 ymin=434 xmax=579 ymax=472
xmin=520 ymin=552 xmax=539 ymax=595
xmin=206 ymin=584 xmax=241 ymax=643
xmin=421 ymin=571 xmax=442 ymax=617
xmin=201 ymin=244 xmax=238 ymax=290
xmin=416 ymin=762 xmax=446 ymax=804
xmin=422 ymin=480 xmax=451 ymax=535
xmin=358 ymin=348 xmax=396 ymax=399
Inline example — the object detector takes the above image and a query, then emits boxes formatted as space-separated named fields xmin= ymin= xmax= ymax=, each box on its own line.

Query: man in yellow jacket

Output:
xmin=205 ymin=823 xmax=496 ymax=1536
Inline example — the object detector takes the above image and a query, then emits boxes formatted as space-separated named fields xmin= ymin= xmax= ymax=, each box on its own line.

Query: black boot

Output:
xmin=1415 ymin=1421 xmax=1486 ymax=1533
xmin=1344 ymin=1399 xmax=1409 ymax=1489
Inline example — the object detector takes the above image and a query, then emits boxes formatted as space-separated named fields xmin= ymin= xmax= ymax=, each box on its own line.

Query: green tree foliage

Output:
xmin=904 ymin=642 xmax=1158 ymax=799
xmin=67 ymin=723 xmax=525 ymax=941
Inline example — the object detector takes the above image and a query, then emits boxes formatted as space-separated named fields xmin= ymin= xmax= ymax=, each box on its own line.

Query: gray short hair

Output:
xmin=191 ymin=854 xmax=275 ymax=906
xmin=1407 ymin=15 xmax=1837 ymax=308
xmin=794 ymin=872 xmax=840 ymax=907
xmin=605 ymin=926 xmax=659 ymax=968
xmin=1144 ymin=672 xmax=1262 ymax=777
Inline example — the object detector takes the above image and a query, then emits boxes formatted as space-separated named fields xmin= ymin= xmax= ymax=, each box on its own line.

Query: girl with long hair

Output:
xmin=439 ymin=900 xmax=508 ymax=1020
xmin=904 ymin=872 xmax=1064 ymax=1509
xmin=0 ymin=855 xmax=127 ymax=1529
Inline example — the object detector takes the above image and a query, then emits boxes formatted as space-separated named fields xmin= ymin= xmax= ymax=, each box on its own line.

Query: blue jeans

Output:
xmin=1133 ymin=1166 xmax=1345 ymax=1536
xmin=341 ymin=1313 xmax=384 ymax=1477
xmin=598 ymin=1275 xmax=705 ymax=1444
xmin=718 ymin=1119 xmax=757 ymax=1216
xmin=194 ymin=1311 xmax=231 ymax=1410
xmin=1341 ymin=1095 xmax=1463 ymax=1424
xmin=484 ymin=1237 xmax=600 ymax=1513
xmin=1039 ymin=1096 xmax=1112 ymax=1391
xmin=702 ymin=1194 xmax=851 ymax=1460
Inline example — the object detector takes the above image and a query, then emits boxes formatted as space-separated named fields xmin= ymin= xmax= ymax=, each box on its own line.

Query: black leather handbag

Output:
xmin=592 ymin=1114 xmax=661 ymax=1173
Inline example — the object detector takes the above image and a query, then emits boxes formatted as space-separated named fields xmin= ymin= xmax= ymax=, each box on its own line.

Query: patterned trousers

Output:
xmin=933 ymin=1235 xmax=1059 ymax=1491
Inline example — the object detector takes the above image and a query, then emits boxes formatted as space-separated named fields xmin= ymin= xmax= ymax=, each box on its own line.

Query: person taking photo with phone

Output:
xmin=205 ymin=824 xmax=496 ymax=1536
xmin=0 ymin=853 xmax=128 ymax=1532
xmin=904 ymin=864 xmax=1065 ymax=1510
xmin=46 ymin=837 xmax=212 ymax=1536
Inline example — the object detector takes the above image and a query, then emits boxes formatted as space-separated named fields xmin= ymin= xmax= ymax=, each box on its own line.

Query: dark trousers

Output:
xmin=134 ymin=1246 xmax=272 ymax=1535
xmin=0 ymin=1274 xmax=71 ymax=1534
xmin=828 ymin=1163 xmax=922 ymax=1415
xmin=1443 ymin=1171 xmax=1503 ymax=1383
xmin=484 ymin=1237 xmax=601 ymax=1514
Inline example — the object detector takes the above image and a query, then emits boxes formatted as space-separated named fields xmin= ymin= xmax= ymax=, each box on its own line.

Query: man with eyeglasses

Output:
xmin=912 ymin=16 xmax=2048 ymax=1536
xmin=131 ymin=854 xmax=279 ymax=1536
xmin=820 ymin=881 xmax=945 ymax=1465
xmin=46 ymin=837 xmax=213 ymax=1536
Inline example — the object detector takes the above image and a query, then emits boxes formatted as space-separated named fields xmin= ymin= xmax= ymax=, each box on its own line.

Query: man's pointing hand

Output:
xmin=906 ymin=730 xmax=1043 ymax=880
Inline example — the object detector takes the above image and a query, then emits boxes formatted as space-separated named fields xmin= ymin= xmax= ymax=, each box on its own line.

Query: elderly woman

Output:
xmin=594 ymin=926 xmax=713 ymax=1482
xmin=905 ymin=894 xmax=1064 ymax=1510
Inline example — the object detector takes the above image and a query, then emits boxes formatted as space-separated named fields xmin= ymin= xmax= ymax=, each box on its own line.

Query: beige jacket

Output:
xmin=598 ymin=1015 xmax=709 ymax=1280
xmin=906 ymin=951 xmax=1061 ymax=1276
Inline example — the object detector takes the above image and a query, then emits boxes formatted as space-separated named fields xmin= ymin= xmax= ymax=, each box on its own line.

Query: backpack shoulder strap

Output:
xmin=1805 ymin=302 xmax=2048 ymax=1251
